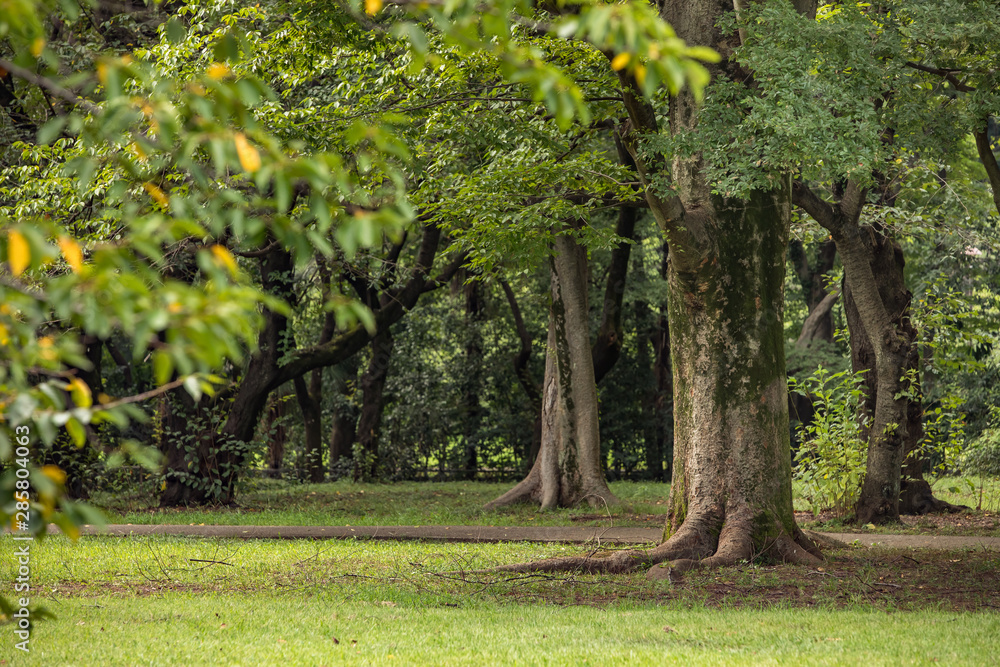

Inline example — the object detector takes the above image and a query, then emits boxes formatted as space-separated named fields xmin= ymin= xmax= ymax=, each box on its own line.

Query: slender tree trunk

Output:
xmin=790 ymin=238 xmax=838 ymax=347
xmin=353 ymin=329 xmax=394 ymax=481
xmin=485 ymin=233 xmax=618 ymax=510
xmin=263 ymin=390 xmax=288 ymax=477
xmin=293 ymin=375 xmax=325 ymax=482
xmin=460 ymin=277 xmax=484 ymax=479
xmin=499 ymin=278 xmax=543 ymax=469
xmin=792 ymin=181 xmax=914 ymax=525
xmin=328 ymin=363 xmax=358 ymax=474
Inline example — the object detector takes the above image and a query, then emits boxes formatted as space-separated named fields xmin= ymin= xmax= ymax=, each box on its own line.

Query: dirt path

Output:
xmin=61 ymin=524 xmax=1000 ymax=550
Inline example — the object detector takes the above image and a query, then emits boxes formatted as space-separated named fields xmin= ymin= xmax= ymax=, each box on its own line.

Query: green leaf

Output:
xmin=165 ymin=16 xmax=186 ymax=44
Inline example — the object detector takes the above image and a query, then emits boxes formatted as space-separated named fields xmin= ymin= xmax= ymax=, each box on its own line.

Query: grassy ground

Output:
xmin=2 ymin=536 xmax=998 ymax=665
xmin=90 ymin=477 xmax=1000 ymax=536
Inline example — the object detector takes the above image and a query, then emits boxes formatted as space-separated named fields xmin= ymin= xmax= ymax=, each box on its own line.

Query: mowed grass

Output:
xmin=13 ymin=595 xmax=1000 ymax=666
xmin=91 ymin=477 xmax=1000 ymax=536
xmin=2 ymin=536 xmax=999 ymax=665
xmin=94 ymin=480 xmax=672 ymax=528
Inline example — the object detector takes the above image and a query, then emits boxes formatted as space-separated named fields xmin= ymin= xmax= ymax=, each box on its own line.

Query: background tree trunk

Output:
xmin=460 ymin=277 xmax=484 ymax=479
xmin=353 ymin=329 xmax=395 ymax=481
xmin=485 ymin=233 xmax=618 ymax=510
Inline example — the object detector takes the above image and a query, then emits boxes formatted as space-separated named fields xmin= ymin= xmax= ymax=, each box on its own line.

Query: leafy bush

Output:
xmin=789 ymin=367 xmax=869 ymax=517
xmin=961 ymin=407 xmax=1000 ymax=477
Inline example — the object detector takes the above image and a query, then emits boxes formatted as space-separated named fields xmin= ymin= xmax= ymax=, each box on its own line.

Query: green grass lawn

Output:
xmin=2 ymin=536 xmax=998 ymax=665
xmin=89 ymin=476 xmax=1000 ymax=536
xmin=94 ymin=480 xmax=672 ymax=527
xmin=15 ymin=595 xmax=999 ymax=666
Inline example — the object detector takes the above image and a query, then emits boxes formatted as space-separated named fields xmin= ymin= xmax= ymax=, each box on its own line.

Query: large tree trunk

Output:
xmin=484 ymin=233 xmax=618 ymax=510
xmin=651 ymin=187 xmax=820 ymax=571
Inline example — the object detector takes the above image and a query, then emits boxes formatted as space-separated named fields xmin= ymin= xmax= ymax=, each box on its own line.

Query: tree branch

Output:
xmin=904 ymin=61 xmax=975 ymax=92
xmin=0 ymin=58 xmax=99 ymax=114
xmin=974 ymin=127 xmax=1000 ymax=217
xmin=791 ymin=180 xmax=838 ymax=232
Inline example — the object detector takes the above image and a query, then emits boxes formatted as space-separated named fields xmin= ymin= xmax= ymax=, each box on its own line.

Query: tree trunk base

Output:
xmin=483 ymin=460 xmax=619 ymax=512
xmin=899 ymin=478 xmax=969 ymax=515
xmin=488 ymin=506 xmax=822 ymax=576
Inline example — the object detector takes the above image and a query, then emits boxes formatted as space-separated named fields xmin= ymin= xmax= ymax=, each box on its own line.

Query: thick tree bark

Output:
xmin=484 ymin=233 xmax=618 ymax=510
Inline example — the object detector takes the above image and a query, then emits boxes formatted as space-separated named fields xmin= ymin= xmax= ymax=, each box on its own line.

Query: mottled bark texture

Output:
xmin=484 ymin=234 xmax=618 ymax=510
xmin=495 ymin=0 xmax=823 ymax=574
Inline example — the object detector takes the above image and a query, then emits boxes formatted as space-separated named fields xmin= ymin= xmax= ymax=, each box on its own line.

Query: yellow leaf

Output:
xmin=98 ymin=393 xmax=113 ymax=404
xmin=0 ymin=323 xmax=8 ymax=345
xmin=96 ymin=61 xmax=108 ymax=86
xmin=68 ymin=377 xmax=93 ymax=408
xmin=207 ymin=62 xmax=230 ymax=80
xmin=144 ymin=182 xmax=169 ymax=208
xmin=610 ymin=52 xmax=631 ymax=71
xmin=7 ymin=229 xmax=30 ymax=276
xmin=210 ymin=245 xmax=238 ymax=275
xmin=42 ymin=465 xmax=67 ymax=486
xmin=234 ymin=133 xmax=261 ymax=172
xmin=31 ymin=38 xmax=46 ymax=57
xmin=58 ymin=236 xmax=84 ymax=273
xmin=634 ymin=64 xmax=647 ymax=86
xmin=161 ymin=480 xmax=167 ymax=491
xmin=365 ymin=0 xmax=383 ymax=15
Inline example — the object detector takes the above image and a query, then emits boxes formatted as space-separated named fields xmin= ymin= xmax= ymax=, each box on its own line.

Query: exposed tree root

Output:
xmin=482 ymin=450 xmax=619 ymax=512
xmin=899 ymin=478 xmax=969 ymax=515
xmin=487 ymin=513 xmax=823 ymax=580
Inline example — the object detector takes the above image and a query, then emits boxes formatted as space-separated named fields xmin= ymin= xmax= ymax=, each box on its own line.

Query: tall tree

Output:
xmin=499 ymin=0 xmax=825 ymax=574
